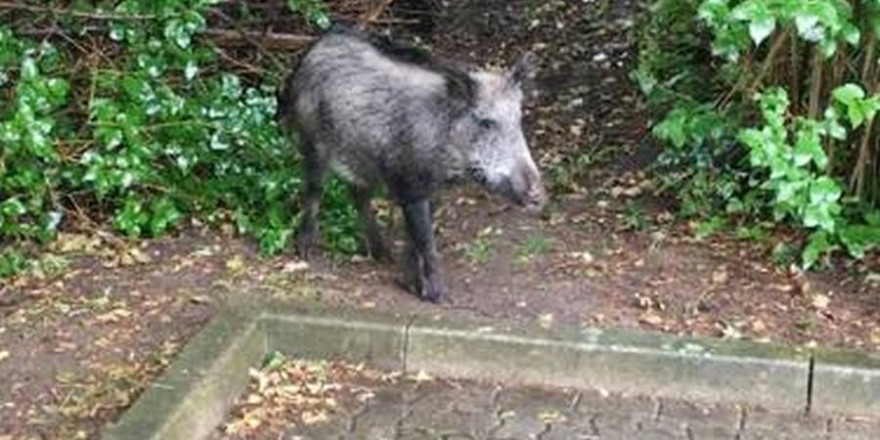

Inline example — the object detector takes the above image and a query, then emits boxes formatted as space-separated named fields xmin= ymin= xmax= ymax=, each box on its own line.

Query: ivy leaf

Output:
xmin=749 ymin=17 xmax=776 ymax=47
xmin=833 ymin=84 xmax=868 ymax=127
xmin=839 ymin=225 xmax=880 ymax=260
xmin=842 ymin=23 xmax=861 ymax=46
xmin=810 ymin=176 xmax=842 ymax=205
xmin=164 ymin=19 xmax=192 ymax=49
xmin=654 ymin=115 xmax=687 ymax=148
xmin=794 ymin=120 xmax=828 ymax=169
xmin=823 ymin=107 xmax=847 ymax=140
xmin=835 ymin=82 xmax=865 ymax=103
xmin=109 ymin=23 xmax=126 ymax=42
xmin=803 ymin=231 xmax=831 ymax=269
xmin=795 ymin=13 xmax=824 ymax=41
xmin=20 ymin=56 xmax=38 ymax=79
xmin=0 ymin=198 xmax=27 ymax=218
xmin=802 ymin=177 xmax=842 ymax=232
xmin=698 ymin=0 xmax=731 ymax=28
xmin=820 ymin=39 xmax=838 ymax=58
xmin=184 ymin=59 xmax=198 ymax=81
xmin=114 ymin=197 xmax=149 ymax=237
xmin=149 ymin=197 xmax=182 ymax=236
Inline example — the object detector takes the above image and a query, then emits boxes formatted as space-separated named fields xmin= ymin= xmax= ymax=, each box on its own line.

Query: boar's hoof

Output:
xmin=368 ymin=243 xmax=393 ymax=264
xmin=296 ymin=234 xmax=317 ymax=261
xmin=395 ymin=275 xmax=448 ymax=304
xmin=419 ymin=278 xmax=448 ymax=304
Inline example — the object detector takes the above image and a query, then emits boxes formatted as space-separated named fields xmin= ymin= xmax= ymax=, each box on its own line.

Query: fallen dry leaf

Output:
xmin=711 ymin=268 xmax=729 ymax=285
xmin=751 ymin=319 xmax=767 ymax=333
xmin=223 ymin=358 xmax=394 ymax=438
xmin=302 ymin=410 xmax=329 ymax=425
xmin=52 ymin=233 xmax=103 ymax=254
xmin=717 ymin=321 xmax=744 ymax=339
xmin=120 ymin=247 xmax=152 ymax=266
xmin=811 ymin=294 xmax=831 ymax=310
xmin=410 ymin=370 xmax=434 ymax=383
xmin=638 ymin=312 xmax=663 ymax=326
xmin=567 ymin=251 xmax=595 ymax=265
xmin=96 ymin=308 xmax=133 ymax=323
xmin=226 ymin=256 xmax=245 ymax=273
xmin=870 ymin=328 xmax=880 ymax=346
xmin=538 ymin=410 xmax=567 ymax=423
xmin=282 ymin=260 xmax=309 ymax=273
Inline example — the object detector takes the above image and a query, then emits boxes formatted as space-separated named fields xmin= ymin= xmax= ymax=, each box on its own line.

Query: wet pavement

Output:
xmin=287 ymin=378 xmax=880 ymax=440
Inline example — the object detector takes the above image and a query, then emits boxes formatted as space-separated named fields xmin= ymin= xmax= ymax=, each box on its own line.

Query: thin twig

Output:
xmin=214 ymin=47 xmax=266 ymax=76
xmin=807 ymin=48 xmax=825 ymax=120
xmin=362 ymin=0 xmax=397 ymax=25
xmin=210 ymin=9 xmax=289 ymax=73
xmin=0 ymin=1 xmax=158 ymax=20
xmin=717 ymin=31 xmax=788 ymax=109
xmin=203 ymin=29 xmax=314 ymax=51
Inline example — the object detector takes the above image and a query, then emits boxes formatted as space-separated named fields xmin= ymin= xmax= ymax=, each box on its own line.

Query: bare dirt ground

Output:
xmin=1 ymin=0 xmax=879 ymax=439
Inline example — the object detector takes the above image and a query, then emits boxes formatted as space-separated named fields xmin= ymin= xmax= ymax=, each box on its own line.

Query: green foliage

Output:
xmin=463 ymin=230 xmax=494 ymax=266
xmin=622 ymin=202 xmax=651 ymax=231
xmin=738 ymin=88 xmax=843 ymax=235
xmin=0 ymin=0 xmax=358 ymax=269
xmin=516 ymin=236 xmax=554 ymax=263
xmin=0 ymin=249 xmax=28 ymax=278
xmin=638 ymin=0 xmax=880 ymax=267
xmin=287 ymin=0 xmax=331 ymax=29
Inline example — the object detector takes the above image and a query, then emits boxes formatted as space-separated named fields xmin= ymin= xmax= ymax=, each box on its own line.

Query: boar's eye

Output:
xmin=477 ymin=118 xmax=497 ymax=130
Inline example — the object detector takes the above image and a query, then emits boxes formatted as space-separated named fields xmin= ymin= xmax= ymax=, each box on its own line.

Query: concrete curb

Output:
xmin=811 ymin=348 xmax=880 ymax=415
xmin=406 ymin=313 xmax=812 ymax=411
xmin=101 ymin=305 xmax=880 ymax=440
xmin=102 ymin=309 xmax=265 ymax=440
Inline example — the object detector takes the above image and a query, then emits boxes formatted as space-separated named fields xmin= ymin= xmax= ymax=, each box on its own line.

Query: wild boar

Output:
xmin=279 ymin=25 xmax=545 ymax=302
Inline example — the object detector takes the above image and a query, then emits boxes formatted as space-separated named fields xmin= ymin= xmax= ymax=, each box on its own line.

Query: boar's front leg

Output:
xmin=402 ymin=199 xmax=446 ymax=303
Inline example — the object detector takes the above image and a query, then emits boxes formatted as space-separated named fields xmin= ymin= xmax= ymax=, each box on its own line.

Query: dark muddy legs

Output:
xmin=402 ymin=199 xmax=446 ymax=303
xmin=351 ymin=186 xmax=391 ymax=262
xmin=297 ymin=144 xmax=325 ymax=260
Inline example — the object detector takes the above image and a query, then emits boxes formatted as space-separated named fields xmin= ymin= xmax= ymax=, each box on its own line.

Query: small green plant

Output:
xmin=0 ymin=250 xmax=28 ymax=278
xmin=548 ymin=151 xmax=597 ymax=193
xmin=622 ymin=202 xmax=651 ymax=231
xmin=694 ymin=215 xmax=726 ymax=240
xmin=464 ymin=234 xmax=493 ymax=266
xmin=516 ymin=235 xmax=554 ymax=263
xmin=287 ymin=0 xmax=331 ymax=28
xmin=735 ymin=224 xmax=768 ymax=242
xmin=771 ymin=242 xmax=798 ymax=266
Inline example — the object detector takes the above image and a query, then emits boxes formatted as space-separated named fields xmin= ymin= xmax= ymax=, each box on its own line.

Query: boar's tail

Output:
xmin=275 ymin=34 xmax=318 ymax=131
xmin=274 ymin=22 xmax=358 ymax=130
xmin=275 ymin=70 xmax=298 ymax=130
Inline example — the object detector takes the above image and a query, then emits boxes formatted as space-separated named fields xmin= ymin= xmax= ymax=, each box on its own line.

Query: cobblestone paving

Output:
xmin=287 ymin=379 xmax=880 ymax=440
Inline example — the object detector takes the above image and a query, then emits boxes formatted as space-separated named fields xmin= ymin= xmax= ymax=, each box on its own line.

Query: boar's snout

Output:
xmin=507 ymin=160 xmax=546 ymax=213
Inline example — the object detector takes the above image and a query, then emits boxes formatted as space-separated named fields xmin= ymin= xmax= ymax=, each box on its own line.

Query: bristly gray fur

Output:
xmin=279 ymin=25 xmax=545 ymax=303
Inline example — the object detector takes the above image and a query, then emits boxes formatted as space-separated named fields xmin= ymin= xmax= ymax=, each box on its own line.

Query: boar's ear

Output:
xmin=507 ymin=52 xmax=539 ymax=87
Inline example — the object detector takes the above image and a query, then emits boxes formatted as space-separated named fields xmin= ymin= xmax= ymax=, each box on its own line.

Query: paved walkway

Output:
xmin=288 ymin=379 xmax=879 ymax=440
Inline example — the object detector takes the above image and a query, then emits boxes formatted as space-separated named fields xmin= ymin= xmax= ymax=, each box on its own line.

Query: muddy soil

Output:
xmin=1 ymin=0 xmax=879 ymax=439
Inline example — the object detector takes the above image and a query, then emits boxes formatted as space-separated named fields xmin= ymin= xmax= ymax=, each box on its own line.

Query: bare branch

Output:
xmin=0 ymin=1 xmax=158 ymax=20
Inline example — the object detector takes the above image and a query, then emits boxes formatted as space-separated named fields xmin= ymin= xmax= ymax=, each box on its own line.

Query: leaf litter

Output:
xmin=220 ymin=354 xmax=414 ymax=438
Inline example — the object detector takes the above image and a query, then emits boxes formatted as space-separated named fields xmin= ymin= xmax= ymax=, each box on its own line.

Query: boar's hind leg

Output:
xmin=402 ymin=200 xmax=447 ymax=303
xmin=351 ymin=186 xmax=391 ymax=262
xmin=296 ymin=141 xmax=326 ymax=260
